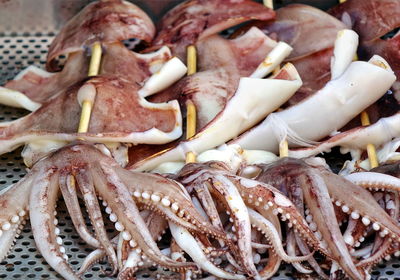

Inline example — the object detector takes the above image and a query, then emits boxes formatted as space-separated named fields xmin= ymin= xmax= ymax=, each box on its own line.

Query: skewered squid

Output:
xmin=232 ymin=30 xmax=396 ymax=153
xmin=330 ymin=0 xmax=400 ymax=96
xmin=0 ymin=0 xmax=159 ymax=110
xmin=0 ymin=75 xmax=185 ymax=166
xmin=131 ymin=61 xmax=302 ymax=171
xmin=1 ymin=0 xmax=400 ymax=279
xmin=0 ymin=43 xmax=174 ymax=110
xmin=234 ymin=4 xmax=347 ymax=104
xmin=150 ymin=0 xmax=276 ymax=60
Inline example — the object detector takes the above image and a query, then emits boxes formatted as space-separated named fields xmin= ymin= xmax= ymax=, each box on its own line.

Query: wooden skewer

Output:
xmin=87 ymin=42 xmax=102 ymax=77
xmin=338 ymin=0 xmax=378 ymax=168
xmin=186 ymin=100 xmax=197 ymax=163
xmin=78 ymin=42 xmax=102 ymax=133
xmin=78 ymin=98 xmax=94 ymax=133
xmin=187 ymin=45 xmax=197 ymax=76
xmin=72 ymin=42 xmax=103 ymax=198
xmin=360 ymin=112 xmax=379 ymax=168
xmin=185 ymin=45 xmax=197 ymax=163
xmin=263 ymin=0 xmax=273 ymax=9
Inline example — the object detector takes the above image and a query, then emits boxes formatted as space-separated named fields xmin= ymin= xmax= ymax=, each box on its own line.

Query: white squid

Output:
xmin=231 ymin=30 xmax=396 ymax=153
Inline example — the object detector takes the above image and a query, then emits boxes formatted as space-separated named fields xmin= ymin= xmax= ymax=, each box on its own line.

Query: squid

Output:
xmin=0 ymin=72 xmax=188 ymax=166
xmin=232 ymin=30 xmax=396 ymax=153
xmin=46 ymin=0 xmax=155 ymax=71
xmin=175 ymin=161 xmax=321 ymax=279
xmin=289 ymin=112 xmax=400 ymax=163
xmin=151 ymin=0 xmax=276 ymax=60
xmin=233 ymin=4 xmax=347 ymax=105
xmin=131 ymin=61 xmax=302 ymax=171
xmin=255 ymin=157 xmax=400 ymax=279
xmin=0 ymin=143 xmax=233 ymax=280
xmin=0 ymin=43 xmax=173 ymax=110
xmin=0 ymin=0 xmax=170 ymax=111
xmin=330 ymin=0 xmax=400 ymax=96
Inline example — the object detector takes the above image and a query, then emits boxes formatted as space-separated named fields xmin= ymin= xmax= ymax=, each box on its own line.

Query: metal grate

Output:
xmin=0 ymin=34 xmax=399 ymax=280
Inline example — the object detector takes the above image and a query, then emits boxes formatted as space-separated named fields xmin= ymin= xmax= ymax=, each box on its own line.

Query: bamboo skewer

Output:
xmin=78 ymin=42 xmax=102 ymax=133
xmin=338 ymin=0 xmax=378 ymax=168
xmin=71 ymin=42 xmax=103 ymax=208
xmin=360 ymin=112 xmax=379 ymax=168
xmin=187 ymin=45 xmax=197 ymax=76
xmin=185 ymin=45 xmax=197 ymax=163
xmin=263 ymin=0 xmax=273 ymax=9
xmin=186 ymin=100 xmax=197 ymax=163
xmin=87 ymin=42 xmax=102 ymax=77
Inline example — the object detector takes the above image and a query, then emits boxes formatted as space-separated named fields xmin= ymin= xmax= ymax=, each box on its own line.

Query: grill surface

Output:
xmin=0 ymin=17 xmax=399 ymax=280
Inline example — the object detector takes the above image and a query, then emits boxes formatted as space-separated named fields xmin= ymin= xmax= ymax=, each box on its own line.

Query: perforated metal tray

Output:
xmin=0 ymin=5 xmax=399 ymax=280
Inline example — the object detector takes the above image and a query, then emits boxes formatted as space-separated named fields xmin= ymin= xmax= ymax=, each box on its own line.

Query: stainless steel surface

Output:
xmin=0 ymin=1 xmax=399 ymax=279
xmin=0 ymin=0 xmax=185 ymax=35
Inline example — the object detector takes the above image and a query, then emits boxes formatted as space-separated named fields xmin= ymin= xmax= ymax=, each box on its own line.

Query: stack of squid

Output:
xmin=0 ymin=0 xmax=399 ymax=279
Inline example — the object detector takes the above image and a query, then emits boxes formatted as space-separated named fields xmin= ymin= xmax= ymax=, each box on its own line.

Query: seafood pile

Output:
xmin=0 ymin=0 xmax=400 ymax=279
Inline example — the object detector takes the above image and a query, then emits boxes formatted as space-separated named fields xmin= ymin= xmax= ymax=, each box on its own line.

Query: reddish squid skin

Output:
xmin=47 ymin=0 xmax=156 ymax=71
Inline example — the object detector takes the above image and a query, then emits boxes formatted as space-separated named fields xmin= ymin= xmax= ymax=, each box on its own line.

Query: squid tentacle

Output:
xmin=299 ymin=168 xmax=363 ymax=280
xmin=192 ymin=181 xmax=225 ymax=231
xmin=0 ymin=174 xmax=33 ymax=262
xmin=74 ymin=171 xmax=119 ymax=276
xmin=118 ymin=213 xmax=169 ymax=278
xmin=258 ymin=249 xmax=281 ymax=279
xmin=30 ymin=169 xmax=79 ymax=280
xmin=293 ymin=232 xmax=329 ymax=279
xmin=190 ymin=181 xmax=247 ymax=272
xmin=230 ymin=175 xmax=326 ymax=256
xmin=248 ymin=208 xmax=314 ymax=263
xmin=323 ymin=170 xmax=400 ymax=243
xmin=356 ymin=192 xmax=400 ymax=268
xmin=205 ymin=174 xmax=259 ymax=278
xmin=117 ymin=266 xmax=139 ymax=280
xmin=253 ymin=205 xmax=283 ymax=279
xmin=114 ymin=167 xmax=229 ymax=243
xmin=345 ymin=172 xmax=400 ymax=193
xmin=191 ymin=181 xmax=243 ymax=262
xmin=78 ymin=248 xmax=107 ymax=275
xmin=256 ymin=158 xmax=363 ymax=279
xmin=169 ymin=222 xmax=246 ymax=280
xmin=94 ymin=161 xmax=197 ymax=272
xmin=286 ymin=230 xmax=313 ymax=274
xmin=343 ymin=218 xmax=367 ymax=250
xmin=58 ymin=172 xmax=100 ymax=248
xmin=287 ymin=193 xmax=329 ymax=279
xmin=0 ymin=221 xmax=26 ymax=263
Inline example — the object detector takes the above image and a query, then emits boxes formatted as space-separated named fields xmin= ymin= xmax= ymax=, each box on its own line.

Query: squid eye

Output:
xmin=380 ymin=27 xmax=400 ymax=40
